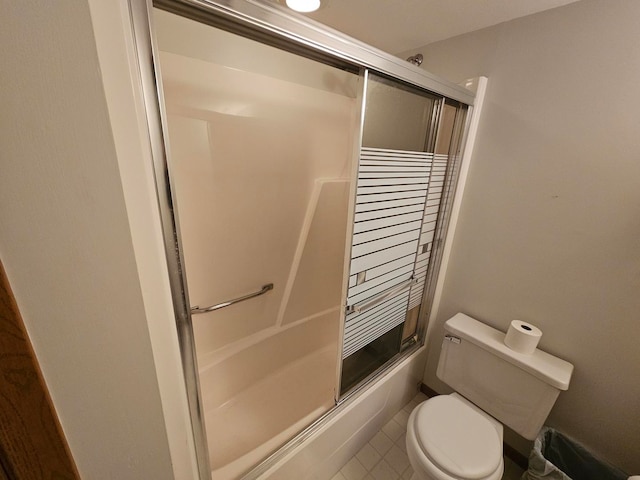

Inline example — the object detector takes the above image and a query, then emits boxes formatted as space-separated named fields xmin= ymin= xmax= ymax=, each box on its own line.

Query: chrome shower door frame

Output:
xmin=126 ymin=1 xmax=476 ymax=479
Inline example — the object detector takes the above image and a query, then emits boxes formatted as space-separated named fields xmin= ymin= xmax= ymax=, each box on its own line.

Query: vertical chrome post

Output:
xmin=335 ymin=68 xmax=369 ymax=402
xmin=127 ymin=1 xmax=212 ymax=478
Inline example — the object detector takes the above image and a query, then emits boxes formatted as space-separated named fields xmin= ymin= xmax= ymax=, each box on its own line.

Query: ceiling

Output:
xmin=301 ymin=0 xmax=582 ymax=54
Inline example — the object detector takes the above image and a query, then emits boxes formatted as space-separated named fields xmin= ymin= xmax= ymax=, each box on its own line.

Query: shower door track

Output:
xmin=126 ymin=0 xmax=476 ymax=479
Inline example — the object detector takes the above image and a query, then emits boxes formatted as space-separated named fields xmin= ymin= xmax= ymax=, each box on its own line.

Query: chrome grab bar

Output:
xmin=191 ymin=283 xmax=274 ymax=314
xmin=346 ymin=277 xmax=417 ymax=315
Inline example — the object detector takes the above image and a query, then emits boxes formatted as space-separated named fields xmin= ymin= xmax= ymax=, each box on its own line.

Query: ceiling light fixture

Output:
xmin=285 ymin=0 xmax=321 ymax=13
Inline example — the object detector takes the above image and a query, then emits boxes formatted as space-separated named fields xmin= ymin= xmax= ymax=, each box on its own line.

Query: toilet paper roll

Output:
xmin=504 ymin=320 xmax=542 ymax=354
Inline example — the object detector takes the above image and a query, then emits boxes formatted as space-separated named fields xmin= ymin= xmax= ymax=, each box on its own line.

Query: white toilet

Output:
xmin=406 ymin=313 xmax=574 ymax=480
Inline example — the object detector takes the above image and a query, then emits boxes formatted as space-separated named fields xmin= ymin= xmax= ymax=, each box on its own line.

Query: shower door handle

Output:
xmin=346 ymin=277 xmax=417 ymax=315
xmin=191 ymin=283 xmax=274 ymax=314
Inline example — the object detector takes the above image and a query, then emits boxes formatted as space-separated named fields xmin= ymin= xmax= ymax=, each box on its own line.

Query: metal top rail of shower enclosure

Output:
xmin=126 ymin=0 xmax=477 ymax=479
xmin=153 ymin=0 xmax=475 ymax=105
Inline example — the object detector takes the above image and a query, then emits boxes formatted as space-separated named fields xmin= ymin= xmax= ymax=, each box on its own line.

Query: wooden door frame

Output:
xmin=0 ymin=259 xmax=79 ymax=480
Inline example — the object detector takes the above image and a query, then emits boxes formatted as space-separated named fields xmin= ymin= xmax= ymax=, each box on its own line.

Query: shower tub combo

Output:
xmin=130 ymin=1 xmax=480 ymax=478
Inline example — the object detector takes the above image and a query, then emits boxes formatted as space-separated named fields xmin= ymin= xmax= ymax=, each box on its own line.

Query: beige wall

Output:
xmin=0 ymin=2 xmax=189 ymax=478
xmin=402 ymin=0 xmax=640 ymax=473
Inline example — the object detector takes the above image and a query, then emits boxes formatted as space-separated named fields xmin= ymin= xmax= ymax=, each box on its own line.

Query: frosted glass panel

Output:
xmin=340 ymin=77 xmax=467 ymax=394
xmin=341 ymin=146 xmax=432 ymax=392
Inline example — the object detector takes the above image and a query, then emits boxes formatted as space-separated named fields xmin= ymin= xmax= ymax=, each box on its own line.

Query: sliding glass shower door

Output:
xmin=149 ymin=3 xmax=472 ymax=477
xmin=154 ymin=9 xmax=360 ymax=478
xmin=340 ymin=73 xmax=468 ymax=395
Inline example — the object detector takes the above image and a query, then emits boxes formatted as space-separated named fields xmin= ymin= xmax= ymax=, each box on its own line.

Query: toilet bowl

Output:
xmin=404 ymin=313 xmax=574 ymax=480
xmin=406 ymin=393 xmax=503 ymax=480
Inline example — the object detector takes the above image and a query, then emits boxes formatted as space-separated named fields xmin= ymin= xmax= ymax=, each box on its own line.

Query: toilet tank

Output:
xmin=437 ymin=313 xmax=573 ymax=440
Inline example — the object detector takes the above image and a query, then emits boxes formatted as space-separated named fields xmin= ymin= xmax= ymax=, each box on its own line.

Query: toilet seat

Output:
xmin=407 ymin=394 xmax=503 ymax=480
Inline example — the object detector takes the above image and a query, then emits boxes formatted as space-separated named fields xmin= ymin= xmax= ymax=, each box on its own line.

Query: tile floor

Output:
xmin=331 ymin=392 xmax=525 ymax=480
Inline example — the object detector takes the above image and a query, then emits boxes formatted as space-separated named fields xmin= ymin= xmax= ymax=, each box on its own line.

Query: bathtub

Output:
xmin=256 ymin=345 xmax=427 ymax=480
xmin=197 ymin=310 xmax=340 ymax=479
xmin=197 ymin=307 xmax=427 ymax=480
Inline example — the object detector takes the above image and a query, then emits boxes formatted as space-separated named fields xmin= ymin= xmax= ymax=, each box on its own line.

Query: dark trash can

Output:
xmin=522 ymin=427 xmax=629 ymax=480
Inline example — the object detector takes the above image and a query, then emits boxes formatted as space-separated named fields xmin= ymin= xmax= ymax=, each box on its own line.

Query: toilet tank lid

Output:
xmin=445 ymin=313 xmax=574 ymax=390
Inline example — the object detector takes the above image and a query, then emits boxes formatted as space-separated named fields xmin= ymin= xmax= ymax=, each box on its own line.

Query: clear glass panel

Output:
xmin=154 ymin=9 xmax=359 ymax=478
xmin=340 ymin=324 xmax=403 ymax=393
xmin=361 ymin=74 xmax=438 ymax=152
xmin=402 ymin=305 xmax=420 ymax=341
xmin=435 ymin=103 xmax=460 ymax=155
